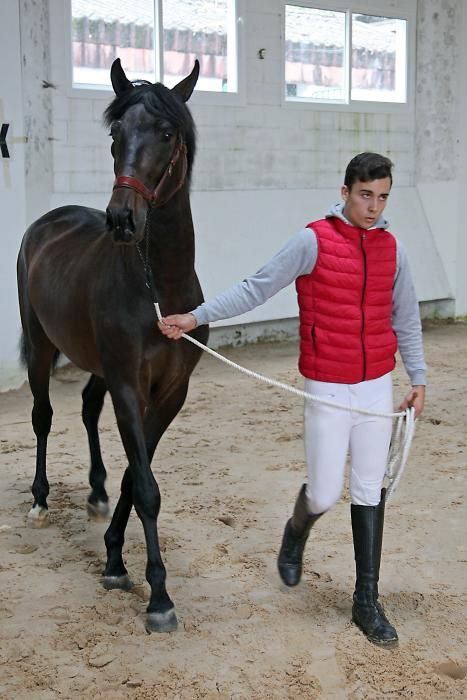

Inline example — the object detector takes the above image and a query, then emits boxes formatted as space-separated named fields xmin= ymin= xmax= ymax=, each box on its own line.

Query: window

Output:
xmin=285 ymin=4 xmax=408 ymax=105
xmin=71 ymin=0 xmax=238 ymax=93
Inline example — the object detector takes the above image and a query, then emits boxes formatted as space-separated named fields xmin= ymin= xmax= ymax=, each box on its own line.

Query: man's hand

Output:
xmin=158 ymin=313 xmax=197 ymax=340
xmin=399 ymin=385 xmax=425 ymax=419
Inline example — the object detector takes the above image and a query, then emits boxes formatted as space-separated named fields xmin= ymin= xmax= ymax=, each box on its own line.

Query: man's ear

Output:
xmin=341 ymin=185 xmax=349 ymax=201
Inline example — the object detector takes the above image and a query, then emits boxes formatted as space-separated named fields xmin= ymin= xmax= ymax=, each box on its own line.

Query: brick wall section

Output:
xmin=47 ymin=0 xmax=447 ymax=195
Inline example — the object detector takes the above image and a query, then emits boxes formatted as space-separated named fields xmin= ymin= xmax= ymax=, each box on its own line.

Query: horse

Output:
xmin=16 ymin=58 xmax=209 ymax=633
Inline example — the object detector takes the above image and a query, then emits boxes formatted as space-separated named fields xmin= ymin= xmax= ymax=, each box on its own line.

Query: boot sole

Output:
xmin=352 ymin=617 xmax=399 ymax=648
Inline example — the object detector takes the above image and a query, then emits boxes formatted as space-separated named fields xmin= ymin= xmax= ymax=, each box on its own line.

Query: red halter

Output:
xmin=112 ymin=141 xmax=188 ymax=207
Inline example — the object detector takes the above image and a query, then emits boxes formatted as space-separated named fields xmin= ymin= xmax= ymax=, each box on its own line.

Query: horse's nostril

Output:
xmin=105 ymin=208 xmax=114 ymax=231
xmin=126 ymin=209 xmax=135 ymax=233
xmin=105 ymin=205 xmax=138 ymax=243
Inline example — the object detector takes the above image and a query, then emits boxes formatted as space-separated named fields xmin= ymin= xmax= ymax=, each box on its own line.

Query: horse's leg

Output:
xmin=24 ymin=329 xmax=57 ymax=528
xmin=101 ymin=466 xmax=134 ymax=591
xmin=100 ymin=378 xmax=171 ymax=620
xmin=81 ymin=374 xmax=110 ymax=520
xmin=102 ymin=379 xmax=189 ymax=633
xmin=141 ymin=382 xmax=190 ymax=633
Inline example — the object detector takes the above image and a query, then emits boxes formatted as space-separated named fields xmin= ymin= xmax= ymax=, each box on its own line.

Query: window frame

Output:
xmin=65 ymin=0 xmax=245 ymax=105
xmin=282 ymin=0 xmax=416 ymax=113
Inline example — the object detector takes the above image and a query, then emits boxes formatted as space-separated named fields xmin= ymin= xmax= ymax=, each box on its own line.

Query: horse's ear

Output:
xmin=110 ymin=58 xmax=133 ymax=95
xmin=171 ymin=60 xmax=200 ymax=102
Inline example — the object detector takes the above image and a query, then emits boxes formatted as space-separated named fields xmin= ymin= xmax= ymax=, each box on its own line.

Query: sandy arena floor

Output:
xmin=0 ymin=320 xmax=466 ymax=699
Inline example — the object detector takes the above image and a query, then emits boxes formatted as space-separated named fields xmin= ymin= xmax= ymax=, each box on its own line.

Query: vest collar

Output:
xmin=328 ymin=215 xmax=384 ymax=241
xmin=325 ymin=202 xmax=389 ymax=230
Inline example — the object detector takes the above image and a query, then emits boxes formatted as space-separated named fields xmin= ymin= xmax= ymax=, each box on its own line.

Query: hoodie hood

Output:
xmin=325 ymin=202 xmax=389 ymax=230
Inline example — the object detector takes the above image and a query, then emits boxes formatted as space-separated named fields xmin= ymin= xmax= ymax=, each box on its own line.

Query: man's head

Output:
xmin=341 ymin=152 xmax=393 ymax=229
xmin=344 ymin=152 xmax=393 ymax=190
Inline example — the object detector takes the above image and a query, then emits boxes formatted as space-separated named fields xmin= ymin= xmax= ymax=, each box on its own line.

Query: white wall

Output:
xmin=0 ymin=1 xmax=28 ymax=390
xmin=51 ymin=186 xmax=451 ymax=330
xmin=1 ymin=0 xmax=466 ymax=390
xmin=20 ymin=0 xmax=53 ymax=224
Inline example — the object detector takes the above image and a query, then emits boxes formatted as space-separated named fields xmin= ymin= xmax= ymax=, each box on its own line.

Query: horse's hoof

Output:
xmin=101 ymin=574 xmax=134 ymax=591
xmin=145 ymin=609 xmax=178 ymax=634
xmin=27 ymin=505 xmax=49 ymax=528
xmin=87 ymin=499 xmax=110 ymax=521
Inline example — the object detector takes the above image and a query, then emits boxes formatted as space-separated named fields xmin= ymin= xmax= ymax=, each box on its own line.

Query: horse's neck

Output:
xmin=149 ymin=193 xmax=196 ymax=282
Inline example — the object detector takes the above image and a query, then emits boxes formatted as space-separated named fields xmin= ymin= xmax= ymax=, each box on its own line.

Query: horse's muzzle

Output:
xmin=106 ymin=206 xmax=138 ymax=245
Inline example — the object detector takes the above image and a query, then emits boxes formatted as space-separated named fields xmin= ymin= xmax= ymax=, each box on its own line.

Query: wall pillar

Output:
xmin=455 ymin=1 xmax=467 ymax=314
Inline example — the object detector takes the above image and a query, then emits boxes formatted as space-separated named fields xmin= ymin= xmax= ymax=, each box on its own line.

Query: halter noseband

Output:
xmin=112 ymin=141 xmax=188 ymax=207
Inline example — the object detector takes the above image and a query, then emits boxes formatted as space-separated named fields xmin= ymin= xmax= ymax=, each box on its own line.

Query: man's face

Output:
xmin=341 ymin=177 xmax=391 ymax=229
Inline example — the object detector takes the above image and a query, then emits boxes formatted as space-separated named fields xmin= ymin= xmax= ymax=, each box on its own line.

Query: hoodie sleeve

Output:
xmin=192 ymin=228 xmax=317 ymax=326
xmin=392 ymin=240 xmax=427 ymax=385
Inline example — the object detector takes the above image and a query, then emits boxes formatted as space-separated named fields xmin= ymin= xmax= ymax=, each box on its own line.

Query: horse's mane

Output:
xmin=104 ymin=81 xmax=197 ymax=178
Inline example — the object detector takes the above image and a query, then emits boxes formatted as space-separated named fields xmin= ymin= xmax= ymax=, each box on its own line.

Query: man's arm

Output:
xmin=392 ymin=240 xmax=427 ymax=417
xmin=159 ymin=227 xmax=318 ymax=337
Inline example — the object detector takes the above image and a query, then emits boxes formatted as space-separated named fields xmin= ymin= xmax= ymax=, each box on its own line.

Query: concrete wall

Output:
xmin=456 ymin=1 xmax=467 ymax=314
xmin=415 ymin=0 xmax=467 ymax=314
xmin=1 ymin=0 xmax=466 ymax=390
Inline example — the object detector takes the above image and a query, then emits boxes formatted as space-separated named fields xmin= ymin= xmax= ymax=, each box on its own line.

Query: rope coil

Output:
xmin=155 ymin=304 xmax=415 ymax=499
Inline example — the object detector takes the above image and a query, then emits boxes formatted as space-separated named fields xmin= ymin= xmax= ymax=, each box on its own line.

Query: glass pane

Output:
xmin=351 ymin=15 xmax=407 ymax=103
xmin=71 ymin=0 xmax=155 ymax=88
xmin=285 ymin=6 xmax=346 ymax=102
xmin=162 ymin=0 xmax=237 ymax=92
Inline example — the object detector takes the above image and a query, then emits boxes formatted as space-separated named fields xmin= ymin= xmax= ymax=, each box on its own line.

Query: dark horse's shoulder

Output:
xmin=22 ymin=206 xmax=107 ymax=250
xmin=31 ymin=205 xmax=105 ymax=229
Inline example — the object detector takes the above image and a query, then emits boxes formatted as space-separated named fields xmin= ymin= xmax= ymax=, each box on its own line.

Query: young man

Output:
xmin=158 ymin=152 xmax=426 ymax=647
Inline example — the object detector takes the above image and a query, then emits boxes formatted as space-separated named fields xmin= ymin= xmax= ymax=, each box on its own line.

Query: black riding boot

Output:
xmin=277 ymin=484 xmax=322 ymax=586
xmin=351 ymin=488 xmax=398 ymax=647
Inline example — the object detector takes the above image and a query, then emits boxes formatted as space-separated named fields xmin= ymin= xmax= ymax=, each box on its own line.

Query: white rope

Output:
xmin=155 ymin=304 xmax=415 ymax=498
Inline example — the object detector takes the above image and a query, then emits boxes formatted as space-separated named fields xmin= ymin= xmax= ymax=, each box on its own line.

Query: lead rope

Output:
xmin=153 ymin=302 xmax=415 ymax=499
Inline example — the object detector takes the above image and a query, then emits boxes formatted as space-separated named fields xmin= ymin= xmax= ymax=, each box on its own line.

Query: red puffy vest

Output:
xmin=295 ymin=217 xmax=397 ymax=383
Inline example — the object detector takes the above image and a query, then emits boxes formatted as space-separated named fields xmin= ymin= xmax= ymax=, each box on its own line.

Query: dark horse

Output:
xmin=17 ymin=59 xmax=208 ymax=633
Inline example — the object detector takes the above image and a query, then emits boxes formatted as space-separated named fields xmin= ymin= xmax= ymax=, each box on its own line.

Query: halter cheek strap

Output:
xmin=113 ymin=141 xmax=188 ymax=207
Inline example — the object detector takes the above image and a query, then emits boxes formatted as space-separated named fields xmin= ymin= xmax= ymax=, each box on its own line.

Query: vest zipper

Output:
xmin=360 ymin=233 xmax=367 ymax=381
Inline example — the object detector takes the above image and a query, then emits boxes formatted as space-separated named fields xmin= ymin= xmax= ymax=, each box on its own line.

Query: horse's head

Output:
xmin=104 ymin=59 xmax=198 ymax=245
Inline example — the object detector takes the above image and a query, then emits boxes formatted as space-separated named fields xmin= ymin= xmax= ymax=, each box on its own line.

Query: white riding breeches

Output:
xmin=303 ymin=373 xmax=393 ymax=512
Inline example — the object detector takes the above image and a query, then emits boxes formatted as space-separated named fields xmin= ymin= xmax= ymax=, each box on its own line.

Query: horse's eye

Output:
xmin=162 ymin=131 xmax=173 ymax=142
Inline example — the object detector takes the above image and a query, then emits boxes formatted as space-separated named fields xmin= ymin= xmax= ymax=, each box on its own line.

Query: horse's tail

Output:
xmin=19 ymin=331 xmax=61 ymax=372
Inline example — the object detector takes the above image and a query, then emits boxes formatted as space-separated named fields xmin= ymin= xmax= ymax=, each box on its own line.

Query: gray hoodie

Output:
xmin=191 ymin=203 xmax=427 ymax=386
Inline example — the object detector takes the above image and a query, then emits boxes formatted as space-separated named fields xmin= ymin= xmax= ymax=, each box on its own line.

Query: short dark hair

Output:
xmin=344 ymin=152 xmax=393 ymax=190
